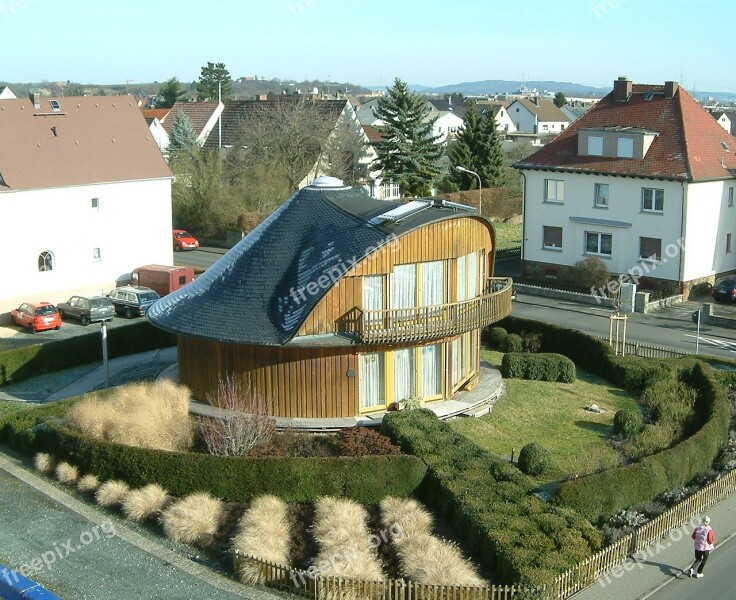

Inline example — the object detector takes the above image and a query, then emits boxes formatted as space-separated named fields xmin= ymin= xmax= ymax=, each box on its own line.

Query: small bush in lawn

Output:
xmin=613 ymin=409 xmax=642 ymax=439
xmin=77 ymin=474 xmax=100 ymax=493
xmin=233 ymin=495 xmax=290 ymax=584
xmin=96 ymin=480 xmax=130 ymax=508
xmin=199 ymin=375 xmax=275 ymax=457
xmin=34 ymin=452 xmax=55 ymax=474
xmin=503 ymin=333 xmax=524 ymax=353
xmin=66 ymin=379 xmax=193 ymax=452
xmin=123 ymin=484 xmax=170 ymax=522
xmin=522 ymin=331 xmax=543 ymax=353
xmin=161 ymin=493 xmax=223 ymax=545
xmin=55 ymin=461 xmax=78 ymax=485
xmin=518 ymin=443 xmax=551 ymax=476
xmin=380 ymin=496 xmax=433 ymax=540
xmin=484 ymin=327 xmax=508 ymax=349
xmin=312 ymin=497 xmax=384 ymax=581
xmin=337 ymin=428 xmax=401 ymax=456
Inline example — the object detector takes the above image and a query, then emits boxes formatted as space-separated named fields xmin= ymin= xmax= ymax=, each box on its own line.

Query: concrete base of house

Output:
xmin=159 ymin=361 xmax=505 ymax=432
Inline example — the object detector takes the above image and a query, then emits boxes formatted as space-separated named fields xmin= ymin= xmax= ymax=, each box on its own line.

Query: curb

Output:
xmin=0 ymin=563 xmax=61 ymax=600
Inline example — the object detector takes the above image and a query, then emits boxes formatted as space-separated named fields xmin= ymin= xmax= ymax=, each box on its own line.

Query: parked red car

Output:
xmin=10 ymin=301 xmax=62 ymax=333
xmin=173 ymin=229 xmax=199 ymax=251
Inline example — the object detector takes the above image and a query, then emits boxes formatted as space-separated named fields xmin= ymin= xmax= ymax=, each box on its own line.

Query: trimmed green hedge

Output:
xmin=554 ymin=363 xmax=729 ymax=522
xmin=501 ymin=352 xmax=576 ymax=383
xmin=0 ymin=402 xmax=426 ymax=505
xmin=381 ymin=409 xmax=602 ymax=586
xmin=0 ymin=321 xmax=176 ymax=385
xmin=518 ymin=442 xmax=551 ymax=476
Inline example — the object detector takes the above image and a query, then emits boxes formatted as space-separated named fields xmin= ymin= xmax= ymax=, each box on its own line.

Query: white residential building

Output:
xmin=507 ymin=97 xmax=570 ymax=134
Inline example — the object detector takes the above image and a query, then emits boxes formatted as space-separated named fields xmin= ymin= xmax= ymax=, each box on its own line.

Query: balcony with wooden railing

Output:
xmin=337 ymin=277 xmax=513 ymax=345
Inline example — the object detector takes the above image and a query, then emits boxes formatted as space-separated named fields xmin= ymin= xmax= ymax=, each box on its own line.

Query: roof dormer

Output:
xmin=578 ymin=127 xmax=659 ymax=159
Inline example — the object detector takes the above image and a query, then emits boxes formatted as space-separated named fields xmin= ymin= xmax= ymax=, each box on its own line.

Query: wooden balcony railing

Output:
xmin=337 ymin=277 xmax=513 ymax=345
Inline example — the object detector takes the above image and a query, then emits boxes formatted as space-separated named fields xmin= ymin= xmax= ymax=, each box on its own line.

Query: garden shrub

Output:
xmin=567 ymin=257 xmax=609 ymax=291
xmin=518 ymin=443 xmax=551 ymax=476
xmin=501 ymin=353 xmax=576 ymax=383
xmin=161 ymin=492 xmax=223 ymax=544
xmin=381 ymin=409 xmax=602 ymax=586
xmin=336 ymin=427 xmax=401 ymax=456
xmin=554 ymin=362 xmax=730 ymax=522
xmin=613 ymin=409 xmax=642 ymax=439
xmin=503 ymin=333 xmax=524 ymax=353
xmin=483 ymin=326 xmax=508 ymax=350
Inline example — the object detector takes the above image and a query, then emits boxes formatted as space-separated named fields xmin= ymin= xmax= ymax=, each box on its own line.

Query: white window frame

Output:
xmin=588 ymin=136 xmax=603 ymax=156
xmin=92 ymin=247 xmax=102 ymax=262
xmin=617 ymin=138 xmax=634 ymax=158
xmin=585 ymin=231 xmax=612 ymax=257
xmin=594 ymin=183 xmax=609 ymax=208
xmin=359 ymin=353 xmax=386 ymax=412
xmin=544 ymin=179 xmax=565 ymax=203
xmin=543 ymin=226 xmax=563 ymax=250
xmin=91 ymin=197 xmax=100 ymax=210
xmin=38 ymin=251 xmax=54 ymax=272
xmin=642 ymin=188 xmax=664 ymax=213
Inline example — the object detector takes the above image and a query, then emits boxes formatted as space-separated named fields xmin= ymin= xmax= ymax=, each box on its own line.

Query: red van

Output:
xmin=134 ymin=265 xmax=195 ymax=297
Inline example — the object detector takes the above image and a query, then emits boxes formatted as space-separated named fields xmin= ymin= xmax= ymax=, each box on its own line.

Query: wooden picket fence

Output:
xmin=234 ymin=470 xmax=736 ymax=600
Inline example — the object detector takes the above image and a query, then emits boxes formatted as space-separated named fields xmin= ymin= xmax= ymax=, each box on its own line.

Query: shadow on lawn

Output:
xmin=574 ymin=420 xmax=611 ymax=438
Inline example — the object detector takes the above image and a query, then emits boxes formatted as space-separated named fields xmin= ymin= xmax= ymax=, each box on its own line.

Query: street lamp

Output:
xmin=455 ymin=165 xmax=482 ymax=216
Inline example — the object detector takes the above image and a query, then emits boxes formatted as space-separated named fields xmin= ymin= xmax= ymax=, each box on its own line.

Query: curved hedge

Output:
xmin=501 ymin=352 xmax=576 ymax=383
xmin=0 ymin=321 xmax=175 ymax=385
xmin=0 ymin=401 xmax=426 ymax=505
xmin=381 ymin=409 xmax=602 ymax=586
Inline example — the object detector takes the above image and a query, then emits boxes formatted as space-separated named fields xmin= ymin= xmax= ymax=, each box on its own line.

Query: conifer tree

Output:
xmin=372 ymin=78 xmax=443 ymax=196
xmin=449 ymin=100 xmax=504 ymax=189
xmin=167 ymin=111 xmax=199 ymax=162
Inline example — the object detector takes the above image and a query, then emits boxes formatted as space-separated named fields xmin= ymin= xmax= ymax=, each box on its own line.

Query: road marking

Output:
xmin=683 ymin=333 xmax=736 ymax=353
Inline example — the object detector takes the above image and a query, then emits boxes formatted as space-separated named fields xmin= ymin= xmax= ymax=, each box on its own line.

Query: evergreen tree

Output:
xmin=159 ymin=77 xmax=185 ymax=108
xmin=449 ymin=101 xmax=504 ymax=189
xmin=554 ymin=91 xmax=567 ymax=108
xmin=167 ymin=111 xmax=199 ymax=162
xmin=197 ymin=62 xmax=231 ymax=101
xmin=372 ymin=78 xmax=443 ymax=196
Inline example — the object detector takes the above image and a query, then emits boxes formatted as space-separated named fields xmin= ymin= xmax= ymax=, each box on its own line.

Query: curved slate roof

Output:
xmin=148 ymin=180 xmax=480 ymax=346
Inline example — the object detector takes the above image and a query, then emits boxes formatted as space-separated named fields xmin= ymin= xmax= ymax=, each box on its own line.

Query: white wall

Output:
xmin=148 ymin=118 xmax=170 ymax=151
xmin=432 ymin=112 xmax=464 ymax=144
xmin=0 ymin=178 xmax=172 ymax=315
xmin=523 ymin=171 xmax=684 ymax=281
xmin=494 ymin=107 xmax=516 ymax=132
xmin=508 ymin=101 xmax=537 ymax=133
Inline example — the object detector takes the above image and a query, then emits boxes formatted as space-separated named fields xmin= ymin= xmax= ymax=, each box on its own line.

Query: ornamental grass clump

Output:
xmin=55 ymin=461 xmax=78 ymax=485
xmin=96 ymin=480 xmax=130 ymax=508
xmin=34 ymin=452 xmax=55 ymax=474
xmin=161 ymin=493 xmax=223 ymax=545
xmin=65 ymin=380 xmax=193 ymax=452
xmin=123 ymin=484 xmax=170 ymax=523
xmin=380 ymin=497 xmax=483 ymax=586
xmin=312 ymin=497 xmax=384 ymax=582
xmin=77 ymin=474 xmax=100 ymax=493
xmin=232 ymin=495 xmax=291 ymax=584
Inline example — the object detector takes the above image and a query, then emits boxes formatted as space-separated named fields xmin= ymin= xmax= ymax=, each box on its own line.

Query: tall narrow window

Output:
xmin=92 ymin=247 xmax=102 ymax=261
xmin=391 ymin=264 xmax=416 ymax=320
xmin=420 ymin=344 xmax=442 ymax=398
xmin=456 ymin=256 xmax=466 ymax=302
xmin=393 ymin=348 xmax=415 ymax=403
xmin=727 ymin=233 xmax=733 ymax=254
xmin=544 ymin=179 xmax=565 ymax=203
xmin=91 ymin=197 xmax=100 ymax=210
xmin=420 ymin=261 xmax=444 ymax=307
xmin=38 ymin=251 xmax=54 ymax=272
xmin=594 ymin=183 xmax=609 ymax=208
xmin=362 ymin=275 xmax=383 ymax=324
xmin=729 ymin=187 xmax=734 ymax=208
xmin=642 ymin=188 xmax=664 ymax=212
xmin=588 ymin=136 xmax=603 ymax=156
xmin=543 ymin=226 xmax=563 ymax=249
xmin=359 ymin=354 xmax=385 ymax=410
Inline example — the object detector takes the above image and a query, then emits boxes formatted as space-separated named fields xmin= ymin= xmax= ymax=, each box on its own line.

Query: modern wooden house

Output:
xmin=148 ymin=177 xmax=513 ymax=423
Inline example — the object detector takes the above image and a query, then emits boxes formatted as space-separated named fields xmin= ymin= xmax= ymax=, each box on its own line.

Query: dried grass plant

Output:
xmin=77 ymin=474 xmax=100 ymax=493
xmin=96 ymin=480 xmax=130 ymax=508
xmin=34 ymin=452 xmax=55 ymax=474
xmin=123 ymin=484 xmax=170 ymax=523
xmin=55 ymin=461 xmax=78 ymax=485
xmin=65 ymin=379 xmax=193 ymax=452
xmin=379 ymin=497 xmax=433 ymax=541
xmin=161 ymin=493 xmax=223 ymax=545
xmin=232 ymin=495 xmax=291 ymax=584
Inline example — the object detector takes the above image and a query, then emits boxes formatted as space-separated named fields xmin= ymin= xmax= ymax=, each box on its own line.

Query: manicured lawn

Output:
xmin=451 ymin=350 xmax=641 ymax=483
xmin=490 ymin=221 xmax=521 ymax=250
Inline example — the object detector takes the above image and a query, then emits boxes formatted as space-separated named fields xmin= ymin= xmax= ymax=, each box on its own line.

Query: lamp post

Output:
xmin=455 ymin=165 xmax=482 ymax=216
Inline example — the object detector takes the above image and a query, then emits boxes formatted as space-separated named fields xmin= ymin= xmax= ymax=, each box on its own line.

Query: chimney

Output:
xmin=613 ymin=77 xmax=632 ymax=102
xmin=29 ymin=91 xmax=41 ymax=109
xmin=664 ymin=81 xmax=679 ymax=99
xmin=532 ymin=97 xmax=540 ymax=106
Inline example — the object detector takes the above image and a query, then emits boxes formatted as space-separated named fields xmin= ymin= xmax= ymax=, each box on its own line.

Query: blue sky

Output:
xmin=1 ymin=0 xmax=733 ymax=92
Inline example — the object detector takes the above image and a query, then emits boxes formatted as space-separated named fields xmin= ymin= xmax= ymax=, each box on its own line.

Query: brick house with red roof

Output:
xmin=515 ymin=78 xmax=736 ymax=296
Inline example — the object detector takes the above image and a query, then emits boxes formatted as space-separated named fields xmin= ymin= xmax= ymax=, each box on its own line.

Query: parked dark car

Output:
xmin=57 ymin=295 xmax=115 ymax=325
xmin=711 ymin=276 xmax=736 ymax=303
xmin=107 ymin=286 xmax=161 ymax=318
xmin=10 ymin=301 xmax=62 ymax=333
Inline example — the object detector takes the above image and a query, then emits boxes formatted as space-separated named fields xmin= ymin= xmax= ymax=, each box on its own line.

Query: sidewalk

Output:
xmin=571 ymin=493 xmax=736 ymax=600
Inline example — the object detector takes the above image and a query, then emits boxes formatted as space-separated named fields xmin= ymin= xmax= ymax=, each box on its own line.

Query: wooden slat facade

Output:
xmin=178 ymin=217 xmax=500 ymax=419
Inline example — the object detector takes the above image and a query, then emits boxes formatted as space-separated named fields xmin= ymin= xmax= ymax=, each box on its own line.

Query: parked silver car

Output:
xmin=57 ymin=295 xmax=115 ymax=326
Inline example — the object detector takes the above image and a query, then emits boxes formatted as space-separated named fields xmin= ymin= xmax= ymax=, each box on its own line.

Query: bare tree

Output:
xmin=198 ymin=375 xmax=275 ymax=456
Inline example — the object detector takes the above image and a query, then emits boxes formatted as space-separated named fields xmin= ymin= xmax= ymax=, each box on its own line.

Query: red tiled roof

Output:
xmin=363 ymin=124 xmax=382 ymax=143
xmin=141 ymin=108 xmax=171 ymax=121
xmin=0 ymin=95 xmax=172 ymax=192
xmin=161 ymin=101 xmax=221 ymax=138
xmin=515 ymin=84 xmax=736 ymax=182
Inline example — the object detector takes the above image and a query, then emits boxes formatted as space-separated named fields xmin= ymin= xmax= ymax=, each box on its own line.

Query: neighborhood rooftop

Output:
xmin=515 ymin=81 xmax=736 ymax=181
xmin=0 ymin=95 xmax=171 ymax=191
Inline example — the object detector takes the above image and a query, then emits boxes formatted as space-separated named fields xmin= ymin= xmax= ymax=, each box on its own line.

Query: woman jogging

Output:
xmin=688 ymin=516 xmax=715 ymax=578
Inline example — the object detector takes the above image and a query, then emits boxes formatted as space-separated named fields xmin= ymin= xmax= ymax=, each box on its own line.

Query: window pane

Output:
xmin=420 ymin=261 xmax=444 ymax=306
xmin=393 ymin=348 xmax=415 ymax=403
xmin=586 ymin=232 xmax=599 ymax=253
xmin=359 ymin=354 xmax=385 ymax=409
xmin=466 ymin=253 xmax=478 ymax=299
xmin=391 ymin=265 xmax=416 ymax=310
xmin=594 ymin=183 xmax=609 ymax=207
xmin=601 ymin=234 xmax=612 ymax=255
xmin=456 ymin=256 xmax=466 ymax=302
xmin=588 ymin=136 xmax=603 ymax=156
xmin=640 ymin=237 xmax=661 ymax=260
xmin=543 ymin=226 xmax=562 ymax=248
xmin=420 ymin=344 xmax=442 ymax=398
xmin=617 ymin=138 xmax=634 ymax=158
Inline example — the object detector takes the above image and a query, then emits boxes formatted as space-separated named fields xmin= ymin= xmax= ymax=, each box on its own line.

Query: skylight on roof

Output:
xmin=369 ymin=200 xmax=431 ymax=225
xmin=722 ymin=141 xmax=731 ymax=152
xmin=643 ymin=91 xmax=655 ymax=101
xmin=49 ymin=100 xmax=61 ymax=111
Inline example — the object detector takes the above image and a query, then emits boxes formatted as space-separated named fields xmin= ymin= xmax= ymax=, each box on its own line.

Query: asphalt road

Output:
xmin=173 ymin=246 xmax=227 ymax=272
xmin=647 ymin=535 xmax=736 ymax=599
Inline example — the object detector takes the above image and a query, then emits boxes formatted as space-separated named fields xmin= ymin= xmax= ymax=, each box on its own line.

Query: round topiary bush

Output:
xmin=613 ymin=409 xmax=643 ymax=439
xmin=518 ymin=443 xmax=551 ymax=476
xmin=503 ymin=333 xmax=524 ymax=353
xmin=485 ymin=327 xmax=508 ymax=349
